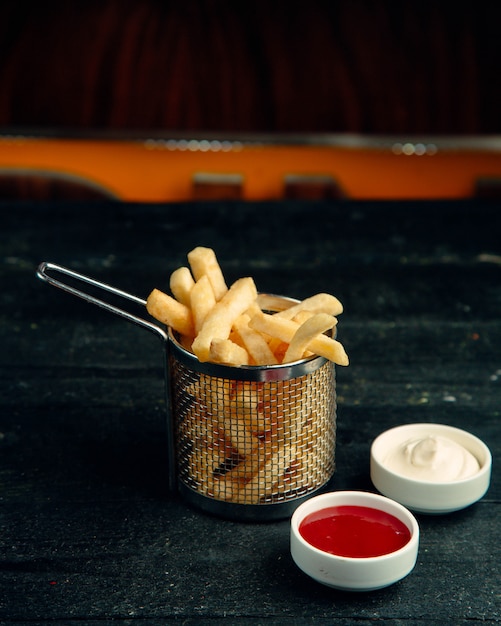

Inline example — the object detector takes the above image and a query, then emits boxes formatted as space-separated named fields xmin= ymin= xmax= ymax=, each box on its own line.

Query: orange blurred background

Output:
xmin=1 ymin=1 xmax=500 ymax=201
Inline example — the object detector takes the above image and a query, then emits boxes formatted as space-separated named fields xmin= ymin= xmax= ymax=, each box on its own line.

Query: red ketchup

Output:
xmin=299 ymin=505 xmax=411 ymax=558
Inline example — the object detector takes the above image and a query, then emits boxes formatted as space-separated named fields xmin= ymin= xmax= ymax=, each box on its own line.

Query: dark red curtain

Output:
xmin=0 ymin=0 xmax=499 ymax=134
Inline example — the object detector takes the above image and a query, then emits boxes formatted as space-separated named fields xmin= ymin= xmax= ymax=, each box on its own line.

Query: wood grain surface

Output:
xmin=1 ymin=199 xmax=500 ymax=622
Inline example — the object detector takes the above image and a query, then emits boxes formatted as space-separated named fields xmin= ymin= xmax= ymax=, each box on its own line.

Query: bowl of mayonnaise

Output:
xmin=370 ymin=423 xmax=492 ymax=514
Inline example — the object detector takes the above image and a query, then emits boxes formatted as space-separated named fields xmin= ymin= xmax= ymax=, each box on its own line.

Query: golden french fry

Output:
xmin=211 ymin=476 xmax=238 ymax=502
xmin=290 ymin=310 xmax=328 ymax=357
xmin=229 ymin=444 xmax=297 ymax=504
xmin=169 ymin=266 xmax=195 ymax=307
xmin=284 ymin=313 xmax=338 ymax=362
xmin=227 ymin=381 xmax=271 ymax=433
xmin=190 ymin=274 xmax=217 ymax=333
xmin=181 ymin=406 xmax=234 ymax=458
xmin=186 ymin=424 xmax=235 ymax=495
xmin=268 ymin=338 xmax=289 ymax=362
xmin=233 ymin=315 xmax=278 ymax=365
xmin=249 ymin=312 xmax=349 ymax=366
xmin=146 ymin=288 xmax=194 ymax=336
xmin=276 ymin=292 xmax=343 ymax=319
xmin=187 ymin=449 xmax=219 ymax=496
xmin=292 ymin=310 xmax=317 ymax=324
xmin=269 ymin=458 xmax=306 ymax=496
xmin=245 ymin=301 xmax=264 ymax=319
xmin=187 ymin=246 xmax=228 ymax=301
xmin=185 ymin=375 xmax=235 ymax=424
xmin=267 ymin=377 xmax=309 ymax=445
xmin=222 ymin=441 xmax=273 ymax=481
xmin=191 ymin=277 xmax=258 ymax=362
xmin=209 ymin=338 xmax=250 ymax=366
xmin=227 ymin=380 xmax=262 ymax=415
xmin=219 ymin=415 xmax=260 ymax=457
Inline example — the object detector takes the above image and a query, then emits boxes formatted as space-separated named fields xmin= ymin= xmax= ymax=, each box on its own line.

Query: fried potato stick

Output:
xmin=187 ymin=246 xmax=228 ymax=301
xmin=209 ymin=338 xmax=250 ymax=366
xmin=146 ymin=288 xmax=194 ymax=336
xmin=233 ymin=315 xmax=278 ymax=365
xmin=276 ymin=292 xmax=343 ymax=319
xmin=229 ymin=444 xmax=298 ymax=504
xmin=169 ymin=266 xmax=195 ymax=307
xmin=190 ymin=274 xmax=217 ymax=333
xmin=219 ymin=415 xmax=260 ymax=457
xmin=284 ymin=313 xmax=338 ymax=362
xmin=191 ymin=277 xmax=258 ymax=362
xmin=249 ymin=312 xmax=349 ymax=366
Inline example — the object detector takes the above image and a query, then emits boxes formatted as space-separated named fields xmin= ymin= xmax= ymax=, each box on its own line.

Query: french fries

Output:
xmin=249 ymin=311 xmax=349 ymax=366
xmin=191 ymin=276 xmax=258 ymax=362
xmin=275 ymin=292 xmax=343 ymax=319
xmin=146 ymin=288 xmax=194 ymax=338
xmin=146 ymin=246 xmax=348 ymax=367
xmin=169 ymin=266 xmax=195 ymax=307
xmin=283 ymin=313 xmax=338 ymax=362
xmin=147 ymin=247 xmax=345 ymax=505
xmin=232 ymin=314 xmax=279 ymax=365
xmin=187 ymin=246 xmax=228 ymax=301
xmin=209 ymin=338 xmax=250 ymax=366
xmin=190 ymin=274 xmax=216 ymax=334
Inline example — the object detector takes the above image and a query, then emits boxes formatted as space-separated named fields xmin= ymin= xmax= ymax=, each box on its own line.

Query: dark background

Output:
xmin=1 ymin=0 xmax=500 ymax=135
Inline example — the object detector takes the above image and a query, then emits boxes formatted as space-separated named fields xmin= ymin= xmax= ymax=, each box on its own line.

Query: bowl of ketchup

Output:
xmin=290 ymin=491 xmax=419 ymax=592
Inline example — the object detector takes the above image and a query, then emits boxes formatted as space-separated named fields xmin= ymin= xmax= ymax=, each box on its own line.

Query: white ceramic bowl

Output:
xmin=370 ymin=423 xmax=492 ymax=514
xmin=290 ymin=491 xmax=419 ymax=592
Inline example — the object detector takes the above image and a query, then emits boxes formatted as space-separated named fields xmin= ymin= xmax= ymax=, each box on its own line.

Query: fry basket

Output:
xmin=37 ymin=262 xmax=337 ymax=521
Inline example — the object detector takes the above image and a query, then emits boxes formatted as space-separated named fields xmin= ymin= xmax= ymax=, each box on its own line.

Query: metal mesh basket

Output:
xmin=36 ymin=266 xmax=338 ymax=522
xmin=167 ymin=311 xmax=337 ymax=521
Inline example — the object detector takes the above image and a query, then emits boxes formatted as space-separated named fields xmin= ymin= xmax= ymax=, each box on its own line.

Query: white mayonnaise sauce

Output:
xmin=384 ymin=434 xmax=480 ymax=482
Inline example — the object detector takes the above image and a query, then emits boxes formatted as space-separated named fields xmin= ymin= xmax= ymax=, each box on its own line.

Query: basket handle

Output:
xmin=36 ymin=262 xmax=168 ymax=343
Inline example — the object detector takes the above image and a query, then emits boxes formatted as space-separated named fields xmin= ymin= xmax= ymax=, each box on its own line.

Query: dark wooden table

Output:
xmin=1 ymin=199 xmax=500 ymax=624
